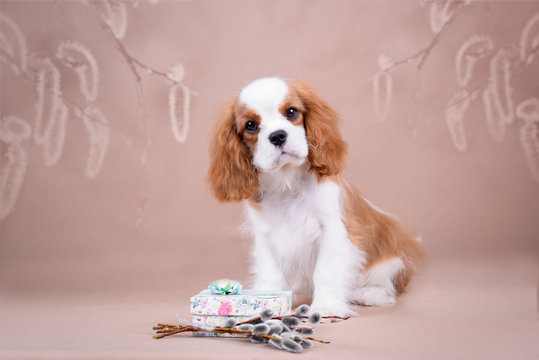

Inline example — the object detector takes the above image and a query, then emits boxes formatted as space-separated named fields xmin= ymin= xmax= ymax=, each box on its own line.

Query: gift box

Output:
xmin=190 ymin=289 xmax=292 ymax=337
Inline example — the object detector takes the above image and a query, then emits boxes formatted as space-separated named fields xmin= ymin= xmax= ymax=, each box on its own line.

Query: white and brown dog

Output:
xmin=207 ymin=78 xmax=423 ymax=316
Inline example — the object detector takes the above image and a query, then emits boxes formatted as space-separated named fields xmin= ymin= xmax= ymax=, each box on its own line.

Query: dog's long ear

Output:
xmin=291 ymin=82 xmax=347 ymax=178
xmin=206 ymin=101 xmax=258 ymax=202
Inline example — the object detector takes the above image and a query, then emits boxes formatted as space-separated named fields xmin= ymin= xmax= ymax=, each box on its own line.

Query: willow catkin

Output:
xmin=429 ymin=0 xmax=461 ymax=34
xmin=268 ymin=338 xmax=283 ymax=349
xmin=516 ymin=98 xmax=539 ymax=184
xmin=520 ymin=13 xmax=539 ymax=65
xmin=43 ymin=101 xmax=68 ymax=167
xmin=169 ymin=84 xmax=191 ymax=143
xmin=237 ymin=324 xmax=253 ymax=331
xmin=260 ymin=308 xmax=274 ymax=321
xmin=34 ymin=58 xmax=62 ymax=145
xmin=33 ymin=58 xmax=69 ymax=167
xmin=488 ymin=49 xmax=514 ymax=125
xmin=0 ymin=116 xmax=31 ymax=220
xmin=373 ymin=71 xmax=392 ymax=122
xmin=250 ymin=335 xmax=267 ymax=344
xmin=268 ymin=324 xmax=283 ymax=335
xmin=0 ymin=12 xmax=27 ymax=74
xmin=282 ymin=339 xmax=303 ymax=353
xmin=94 ymin=0 xmax=128 ymax=39
xmin=455 ymin=35 xmax=493 ymax=87
xmin=294 ymin=304 xmax=310 ymax=317
xmin=308 ymin=312 xmax=321 ymax=325
xmin=222 ymin=318 xmax=236 ymax=329
xmin=446 ymin=89 xmax=472 ymax=152
xmin=297 ymin=327 xmax=314 ymax=335
xmin=56 ymin=41 xmax=100 ymax=103
xmin=282 ymin=316 xmax=300 ymax=328
xmin=482 ymin=84 xmax=506 ymax=142
xmin=252 ymin=323 xmax=270 ymax=335
xmin=79 ymin=106 xmax=110 ymax=179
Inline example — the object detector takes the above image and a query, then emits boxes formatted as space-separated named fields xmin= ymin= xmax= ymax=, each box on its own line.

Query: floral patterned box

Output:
xmin=190 ymin=289 xmax=292 ymax=337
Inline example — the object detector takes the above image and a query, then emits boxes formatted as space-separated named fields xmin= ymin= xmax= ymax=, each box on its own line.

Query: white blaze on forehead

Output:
xmin=239 ymin=78 xmax=289 ymax=115
xmin=239 ymin=77 xmax=308 ymax=172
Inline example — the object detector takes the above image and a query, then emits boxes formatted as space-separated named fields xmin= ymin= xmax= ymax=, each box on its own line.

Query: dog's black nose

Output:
xmin=269 ymin=130 xmax=287 ymax=147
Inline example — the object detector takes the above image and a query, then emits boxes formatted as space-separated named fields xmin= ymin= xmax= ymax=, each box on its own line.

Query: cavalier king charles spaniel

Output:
xmin=207 ymin=78 xmax=423 ymax=316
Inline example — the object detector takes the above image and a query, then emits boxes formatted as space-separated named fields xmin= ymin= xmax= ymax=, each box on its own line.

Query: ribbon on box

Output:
xmin=208 ymin=279 xmax=243 ymax=295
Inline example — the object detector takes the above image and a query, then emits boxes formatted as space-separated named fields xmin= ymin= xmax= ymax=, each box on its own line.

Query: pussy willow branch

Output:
xmin=129 ymin=56 xmax=168 ymax=80
xmin=376 ymin=1 xmax=466 ymax=74
xmin=89 ymin=2 xmax=145 ymax=110
xmin=88 ymin=0 xmax=199 ymax=165
xmin=153 ymin=323 xmax=314 ymax=334
xmin=365 ymin=1 xmax=466 ymax=127
xmin=407 ymin=1 xmax=466 ymax=124
xmin=89 ymin=2 xmax=199 ymax=98
xmin=152 ymin=323 xmax=330 ymax=344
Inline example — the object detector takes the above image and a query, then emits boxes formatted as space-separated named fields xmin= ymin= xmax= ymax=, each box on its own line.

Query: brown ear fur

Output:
xmin=290 ymin=82 xmax=347 ymax=177
xmin=206 ymin=101 xmax=258 ymax=202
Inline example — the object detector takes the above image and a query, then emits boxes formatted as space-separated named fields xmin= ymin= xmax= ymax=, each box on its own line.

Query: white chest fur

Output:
xmin=245 ymin=170 xmax=338 ymax=299
xmin=245 ymin=168 xmax=366 ymax=316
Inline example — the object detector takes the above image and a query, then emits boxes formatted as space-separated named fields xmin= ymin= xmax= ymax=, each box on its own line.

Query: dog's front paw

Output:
xmin=310 ymin=297 xmax=356 ymax=319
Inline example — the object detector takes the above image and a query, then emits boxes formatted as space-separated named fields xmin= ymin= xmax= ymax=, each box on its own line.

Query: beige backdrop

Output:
xmin=1 ymin=1 xmax=538 ymax=359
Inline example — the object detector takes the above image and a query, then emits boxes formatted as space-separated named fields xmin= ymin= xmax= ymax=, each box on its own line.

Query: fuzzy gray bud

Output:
xmin=295 ymin=304 xmax=310 ymax=317
xmin=308 ymin=312 xmax=321 ymax=324
xmin=282 ymin=316 xmax=300 ymax=328
xmin=237 ymin=323 xmax=254 ymax=331
xmin=268 ymin=338 xmax=283 ymax=349
xmin=301 ymin=339 xmax=313 ymax=349
xmin=281 ymin=331 xmax=293 ymax=339
xmin=282 ymin=339 xmax=303 ymax=353
xmin=250 ymin=335 xmax=267 ymax=344
xmin=222 ymin=318 xmax=236 ymax=328
xmin=297 ymin=326 xmax=314 ymax=335
xmin=260 ymin=308 xmax=274 ymax=321
xmin=253 ymin=323 xmax=270 ymax=335
xmin=268 ymin=324 xmax=283 ymax=335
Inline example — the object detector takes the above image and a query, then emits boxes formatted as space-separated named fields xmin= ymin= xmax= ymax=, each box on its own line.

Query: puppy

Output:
xmin=207 ymin=78 xmax=424 ymax=316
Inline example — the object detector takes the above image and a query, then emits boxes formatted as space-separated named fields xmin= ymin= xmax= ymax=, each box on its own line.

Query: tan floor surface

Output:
xmin=1 ymin=254 xmax=537 ymax=360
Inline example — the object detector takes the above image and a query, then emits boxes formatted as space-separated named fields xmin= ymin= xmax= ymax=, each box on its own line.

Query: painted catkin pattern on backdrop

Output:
xmin=1 ymin=1 xmax=538 ymax=224
xmin=0 ymin=1 xmax=195 ymax=221
xmin=372 ymin=0 xmax=539 ymax=184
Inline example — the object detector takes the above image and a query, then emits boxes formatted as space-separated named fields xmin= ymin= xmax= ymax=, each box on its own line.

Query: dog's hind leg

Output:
xmin=352 ymin=257 xmax=407 ymax=307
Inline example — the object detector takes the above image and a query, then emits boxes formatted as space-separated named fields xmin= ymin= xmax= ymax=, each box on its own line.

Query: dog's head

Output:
xmin=207 ymin=77 xmax=347 ymax=202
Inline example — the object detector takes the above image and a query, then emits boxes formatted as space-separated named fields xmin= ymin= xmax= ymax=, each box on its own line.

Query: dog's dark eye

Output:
xmin=285 ymin=107 xmax=298 ymax=120
xmin=245 ymin=120 xmax=259 ymax=133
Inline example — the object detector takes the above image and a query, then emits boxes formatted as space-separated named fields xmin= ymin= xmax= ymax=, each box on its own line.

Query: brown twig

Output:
xmin=407 ymin=0 xmax=466 ymax=124
xmin=89 ymin=2 xmax=145 ymax=110
xmin=378 ymin=1 xmax=465 ymax=74
xmin=154 ymin=327 xmax=193 ymax=339
xmin=304 ymin=337 xmax=330 ymax=344
xmin=88 ymin=2 xmax=198 ymax=97
xmin=152 ymin=323 xmax=331 ymax=344
xmin=365 ymin=1 xmax=467 ymax=128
